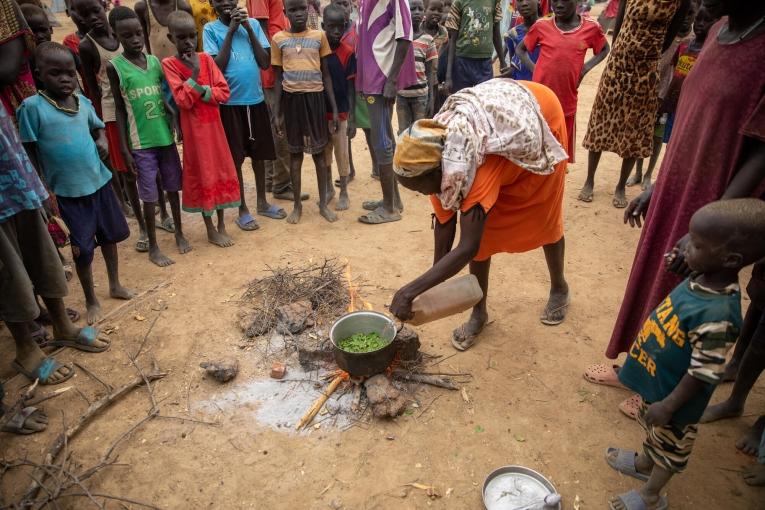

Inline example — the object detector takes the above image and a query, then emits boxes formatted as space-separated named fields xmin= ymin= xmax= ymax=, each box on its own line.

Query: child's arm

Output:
xmin=321 ymin=56 xmax=338 ymax=135
xmin=425 ymin=38 xmax=438 ymax=116
xmin=492 ymin=10 xmax=505 ymax=71
xmin=22 ymin=142 xmax=41 ymax=177
xmin=644 ymin=374 xmax=706 ymax=426
xmin=515 ymin=41 xmax=535 ymax=74
xmin=242 ymin=14 xmax=271 ymax=69
xmin=646 ymin=324 xmax=737 ymax=426
xmin=92 ymin=128 xmax=109 ymax=161
xmin=78 ymin=38 xmax=103 ymax=109
xmin=134 ymin=1 xmax=152 ymax=55
xmin=207 ymin=55 xmax=231 ymax=105
xmin=579 ymin=40 xmax=609 ymax=85
xmin=443 ymin=0 xmax=459 ymax=95
xmin=209 ymin=10 xmax=242 ymax=72
xmin=105 ymin=63 xmax=137 ymax=174
xmin=425 ymin=59 xmax=435 ymax=117
xmin=347 ymin=77 xmax=356 ymax=139
xmin=162 ymin=57 xmax=208 ymax=109
xmin=272 ymin=65 xmax=284 ymax=137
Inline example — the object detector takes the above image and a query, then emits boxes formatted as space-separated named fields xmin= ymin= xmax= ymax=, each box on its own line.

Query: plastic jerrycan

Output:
xmin=408 ymin=274 xmax=484 ymax=326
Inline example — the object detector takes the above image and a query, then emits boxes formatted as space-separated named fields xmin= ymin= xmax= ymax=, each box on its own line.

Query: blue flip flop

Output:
xmin=12 ymin=357 xmax=74 ymax=385
xmin=257 ymin=204 xmax=287 ymax=220
xmin=605 ymin=447 xmax=650 ymax=481
xmin=235 ymin=212 xmax=260 ymax=231
xmin=49 ymin=326 xmax=110 ymax=353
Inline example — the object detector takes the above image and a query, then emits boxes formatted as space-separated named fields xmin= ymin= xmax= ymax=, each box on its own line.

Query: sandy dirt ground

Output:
xmin=1 ymin=3 xmax=763 ymax=509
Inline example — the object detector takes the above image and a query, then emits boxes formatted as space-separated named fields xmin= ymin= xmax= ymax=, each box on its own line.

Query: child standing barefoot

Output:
xmin=18 ymin=43 xmax=134 ymax=325
xmin=322 ymin=4 xmax=355 ymax=211
xmin=271 ymin=0 xmax=339 ymax=224
xmin=162 ymin=11 xmax=240 ymax=247
xmin=73 ymin=0 xmax=147 ymax=243
xmin=605 ymin=199 xmax=765 ymax=510
xmin=107 ymin=6 xmax=190 ymax=266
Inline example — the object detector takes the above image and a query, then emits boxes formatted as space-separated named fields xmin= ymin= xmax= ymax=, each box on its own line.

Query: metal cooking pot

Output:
xmin=329 ymin=311 xmax=397 ymax=377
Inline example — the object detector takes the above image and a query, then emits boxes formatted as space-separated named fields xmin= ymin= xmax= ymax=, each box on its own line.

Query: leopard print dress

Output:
xmin=582 ymin=0 xmax=682 ymax=159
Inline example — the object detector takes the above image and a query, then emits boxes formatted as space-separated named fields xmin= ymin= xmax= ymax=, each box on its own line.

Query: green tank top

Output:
xmin=111 ymin=53 xmax=173 ymax=150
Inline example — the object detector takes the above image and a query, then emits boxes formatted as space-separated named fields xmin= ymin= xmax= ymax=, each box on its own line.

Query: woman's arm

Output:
xmin=612 ymin=0 xmax=627 ymax=42
xmin=391 ymin=206 xmax=486 ymax=320
xmin=721 ymin=138 xmax=765 ymax=199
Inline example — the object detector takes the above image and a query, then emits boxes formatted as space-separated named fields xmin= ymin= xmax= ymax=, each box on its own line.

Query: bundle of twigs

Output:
xmin=241 ymin=259 xmax=352 ymax=337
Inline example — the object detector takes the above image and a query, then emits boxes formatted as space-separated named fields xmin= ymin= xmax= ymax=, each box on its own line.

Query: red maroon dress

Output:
xmin=162 ymin=52 xmax=240 ymax=216
xmin=606 ymin=22 xmax=765 ymax=358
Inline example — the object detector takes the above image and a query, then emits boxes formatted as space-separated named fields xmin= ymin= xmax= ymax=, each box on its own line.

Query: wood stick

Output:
xmin=295 ymin=374 xmax=345 ymax=430
xmin=25 ymin=371 xmax=167 ymax=501
xmin=391 ymin=370 xmax=459 ymax=390
xmin=96 ymin=280 xmax=171 ymax=325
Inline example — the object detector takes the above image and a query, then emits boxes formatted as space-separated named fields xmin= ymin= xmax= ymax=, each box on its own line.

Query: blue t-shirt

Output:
xmin=17 ymin=94 xmax=112 ymax=198
xmin=203 ymin=19 xmax=270 ymax=105
xmin=0 ymin=103 xmax=48 ymax=221
xmin=506 ymin=23 xmax=539 ymax=81
xmin=619 ymin=279 xmax=741 ymax=425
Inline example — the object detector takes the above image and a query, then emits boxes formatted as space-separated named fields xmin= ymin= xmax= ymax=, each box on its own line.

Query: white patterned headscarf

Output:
xmin=433 ymin=79 xmax=568 ymax=211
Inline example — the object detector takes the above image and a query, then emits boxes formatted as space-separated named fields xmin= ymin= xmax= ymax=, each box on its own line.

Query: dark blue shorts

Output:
xmin=57 ymin=182 xmax=130 ymax=266
xmin=453 ymin=56 xmax=493 ymax=92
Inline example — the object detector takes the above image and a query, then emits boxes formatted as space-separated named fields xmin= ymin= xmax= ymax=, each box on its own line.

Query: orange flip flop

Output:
xmin=583 ymin=363 xmax=627 ymax=389
xmin=618 ymin=394 xmax=642 ymax=420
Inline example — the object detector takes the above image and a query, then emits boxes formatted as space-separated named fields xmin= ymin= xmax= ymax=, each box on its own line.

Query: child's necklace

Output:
xmin=38 ymin=91 xmax=79 ymax=114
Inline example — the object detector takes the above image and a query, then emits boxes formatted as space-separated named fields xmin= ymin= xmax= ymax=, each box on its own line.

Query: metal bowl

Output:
xmin=482 ymin=465 xmax=561 ymax=510
xmin=329 ymin=311 xmax=397 ymax=377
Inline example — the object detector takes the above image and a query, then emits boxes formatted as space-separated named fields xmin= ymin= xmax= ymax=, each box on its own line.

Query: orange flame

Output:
xmin=345 ymin=261 xmax=373 ymax=312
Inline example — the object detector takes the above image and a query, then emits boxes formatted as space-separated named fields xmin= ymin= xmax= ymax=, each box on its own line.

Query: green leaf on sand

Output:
xmin=474 ymin=425 xmax=485 ymax=433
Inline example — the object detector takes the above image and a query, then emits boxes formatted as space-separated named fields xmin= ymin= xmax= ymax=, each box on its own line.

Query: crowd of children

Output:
xmin=3 ymin=0 xmax=765 ymax=504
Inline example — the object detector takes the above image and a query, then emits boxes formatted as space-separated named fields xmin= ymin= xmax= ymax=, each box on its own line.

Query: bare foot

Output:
xmin=286 ymin=206 xmax=302 ymax=224
xmin=86 ymin=302 xmax=102 ymax=324
xmin=626 ymin=173 xmax=642 ymax=187
xmin=613 ymin=188 xmax=628 ymax=208
xmin=736 ymin=416 xmax=765 ymax=456
xmin=176 ymin=234 xmax=192 ymax=254
xmin=110 ymin=284 xmax=135 ymax=300
xmin=700 ymin=398 xmax=744 ymax=423
xmin=452 ymin=309 xmax=488 ymax=351
xmin=540 ymin=287 xmax=570 ymax=325
xmin=336 ymin=193 xmax=349 ymax=211
xmin=641 ymin=176 xmax=652 ymax=190
xmin=319 ymin=206 xmax=338 ymax=223
xmin=207 ymin=230 xmax=234 ymax=247
xmin=577 ymin=184 xmax=594 ymax=203
xmin=743 ymin=464 xmax=765 ymax=486
xmin=149 ymin=246 xmax=175 ymax=267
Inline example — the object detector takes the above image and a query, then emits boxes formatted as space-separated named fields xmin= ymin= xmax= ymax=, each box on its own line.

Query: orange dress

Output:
xmin=430 ymin=81 xmax=567 ymax=262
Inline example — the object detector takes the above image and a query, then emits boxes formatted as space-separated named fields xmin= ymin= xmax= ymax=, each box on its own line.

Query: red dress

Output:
xmin=162 ymin=53 xmax=240 ymax=216
xmin=606 ymin=23 xmax=765 ymax=359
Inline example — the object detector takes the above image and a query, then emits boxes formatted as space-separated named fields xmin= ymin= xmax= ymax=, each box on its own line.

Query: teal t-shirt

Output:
xmin=17 ymin=94 xmax=112 ymax=198
xmin=619 ymin=278 xmax=741 ymax=425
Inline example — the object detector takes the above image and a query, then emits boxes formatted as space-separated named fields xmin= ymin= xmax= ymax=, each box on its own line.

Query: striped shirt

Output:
xmin=271 ymin=29 xmax=331 ymax=93
xmin=398 ymin=33 xmax=437 ymax=97
xmin=356 ymin=0 xmax=417 ymax=94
